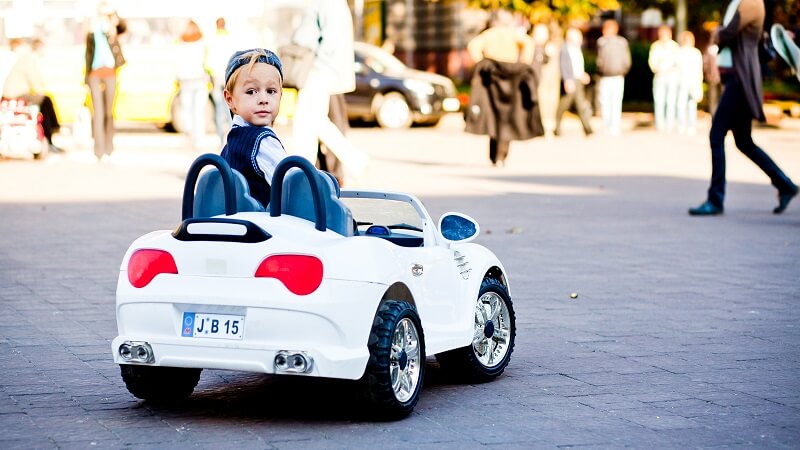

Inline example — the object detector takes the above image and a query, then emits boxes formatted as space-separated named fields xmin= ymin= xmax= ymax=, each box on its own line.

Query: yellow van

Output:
xmin=45 ymin=45 xmax=175 ymax=126
xmin=36 ymin=6 xmax=303 ymax=130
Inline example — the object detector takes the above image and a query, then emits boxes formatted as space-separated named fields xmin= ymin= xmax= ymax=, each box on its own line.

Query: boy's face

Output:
xmin=224 ymin=63 xmax=282 ymax=127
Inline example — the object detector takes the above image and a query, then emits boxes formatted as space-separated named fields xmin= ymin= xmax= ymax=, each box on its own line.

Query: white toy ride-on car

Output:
xmin=112 ymin=154 xmax=515 ymax=418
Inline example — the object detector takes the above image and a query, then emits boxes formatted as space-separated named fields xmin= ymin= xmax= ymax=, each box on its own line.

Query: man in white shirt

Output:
xmin=648 ymin=25 xmax=680 ymax=132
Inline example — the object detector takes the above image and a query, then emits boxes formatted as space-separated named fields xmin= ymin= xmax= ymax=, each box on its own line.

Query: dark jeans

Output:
xmin=706 ymin=78 xmax=795 ymax=208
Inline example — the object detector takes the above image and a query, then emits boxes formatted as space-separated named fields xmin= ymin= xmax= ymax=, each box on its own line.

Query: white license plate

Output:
xmin=181 ymin=312 xmax=244 ymax=340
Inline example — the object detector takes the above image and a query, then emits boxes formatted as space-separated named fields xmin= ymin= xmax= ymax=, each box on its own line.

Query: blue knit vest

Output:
xmin=220 ymin=125 xmax=283 ymax=207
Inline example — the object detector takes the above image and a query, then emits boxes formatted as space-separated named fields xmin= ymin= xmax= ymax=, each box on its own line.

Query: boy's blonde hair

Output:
xmin=224 ymin=48 xmax=283 ymax=94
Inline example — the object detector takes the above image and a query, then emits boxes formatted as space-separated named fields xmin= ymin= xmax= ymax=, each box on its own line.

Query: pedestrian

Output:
xmin=596 ymin=19 xmax=631 ymax=136
xmin=703 ymin=42 xmax=722 ymax=114
xmin=689 ymin=0 xmax=798 ymax=216
xmin=316 ymin=93 xmax=348 ymax=187
xmin=554 ymin=27 xmax=593 ymax=137
xmin=2 ymin=37 xmax=63 ymax=153
xmin=648 ymin=24 xmax=680 ymax=132
xmin=531 ymin=23 xmax=559 ymax=138
xmin=220 ymin=49 xmax=287 ymax=208
xmin=206 ymin=17 xmax=236 ymax=146
xmin=465 ymin=9 xmax=543 ymax=166
xmin=675 ymin=30 xmax=704 ymax=135
xmin=84 ymin=1 xmax=126 ymax=161
xmin=290 ymin=0 xmax=368 ymax=184
xmin=173 ymin=19 xmax=208 ymax=150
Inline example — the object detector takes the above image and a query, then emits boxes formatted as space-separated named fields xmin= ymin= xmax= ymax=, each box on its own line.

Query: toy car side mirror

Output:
xmin=438 ymin=212 xmax=479 ymax=243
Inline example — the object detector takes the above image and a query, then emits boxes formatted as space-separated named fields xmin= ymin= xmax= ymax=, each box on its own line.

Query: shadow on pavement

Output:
xmin=138 ymin=358 xmax=468 ymax=422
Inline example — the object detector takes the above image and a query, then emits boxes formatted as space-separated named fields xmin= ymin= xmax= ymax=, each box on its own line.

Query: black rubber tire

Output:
xmin=361 ymin=300 xmax=425 ymax=419
xmin=437 ymin=277 xmax=516 ymax=383
xmin=120 ymin=365 xmax=201 ymax=403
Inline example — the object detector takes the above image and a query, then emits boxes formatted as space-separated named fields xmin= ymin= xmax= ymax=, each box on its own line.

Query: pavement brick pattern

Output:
xmin=0 ymin=116 xmax=798 ymax=448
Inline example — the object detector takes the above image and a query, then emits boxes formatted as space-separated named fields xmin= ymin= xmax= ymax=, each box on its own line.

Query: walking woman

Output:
xmin=689 ymin=0 xmax=797 ymax=215
xmin=84 ymin=1 xmax=125 ymax=161
xmin=173 ymin=20 xmax=209 ymax=150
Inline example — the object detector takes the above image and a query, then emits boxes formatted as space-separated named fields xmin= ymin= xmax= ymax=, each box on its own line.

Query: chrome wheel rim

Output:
xmin=390 ymin=317 xmax=421 ymax=402
xmin=472 ymin=291 xmax=511 ymax=367
xmin=378 ymin=95 xmax=411 ymax=129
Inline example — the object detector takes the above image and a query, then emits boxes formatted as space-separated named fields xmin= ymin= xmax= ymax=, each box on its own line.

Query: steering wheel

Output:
xmin=365 ymin=225 xmax=391 ymax=236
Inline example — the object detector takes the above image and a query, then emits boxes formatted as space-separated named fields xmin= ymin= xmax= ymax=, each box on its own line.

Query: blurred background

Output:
xmin=0 ymin=0 xmax=798 ymax=136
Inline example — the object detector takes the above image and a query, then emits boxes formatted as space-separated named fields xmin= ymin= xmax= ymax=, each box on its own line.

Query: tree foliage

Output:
xmin=466 ymin=0 xmax=797 ymax=30
xmin=619 ymin=0 xmax=726 ymax=29
xmin=466 ymin=0 xmax=621 ymax=24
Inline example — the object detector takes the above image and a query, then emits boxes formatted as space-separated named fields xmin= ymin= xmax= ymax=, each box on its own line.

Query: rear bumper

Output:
xmin=113 ymin=275 xmax=385 ymax=380
xmin=112 ymin=335 xmax=367 ymax=379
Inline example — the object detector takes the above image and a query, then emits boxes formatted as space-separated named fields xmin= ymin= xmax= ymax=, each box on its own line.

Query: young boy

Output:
xmin=221 ymin=48 xmax=286 ymax=207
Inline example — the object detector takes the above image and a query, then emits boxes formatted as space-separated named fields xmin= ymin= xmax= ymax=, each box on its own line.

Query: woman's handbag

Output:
xmin=278 ymin=44 xmax=315 ymax=89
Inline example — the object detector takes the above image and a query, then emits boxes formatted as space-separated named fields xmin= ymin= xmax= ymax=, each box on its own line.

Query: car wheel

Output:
xmin=120 ymin=365 xmax=201 ymax=403
xmin=374 ymin=92 xmax=413 ymax=129
xmin=437 ymin=277 xmax=515 ymax=382
xmin=362 ymin=300 xmax=425 ymax=418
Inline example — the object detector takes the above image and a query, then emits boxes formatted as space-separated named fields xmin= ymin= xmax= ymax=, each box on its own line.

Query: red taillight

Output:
xmin=255 ymin=254 xmax=323 ymax=295
xmin=127 ymin=249 xmax=178 ymax=288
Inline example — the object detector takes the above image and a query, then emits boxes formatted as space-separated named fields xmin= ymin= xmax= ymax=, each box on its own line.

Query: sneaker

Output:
xmin=774 ymin=185 xmax=799 ymax=214
xmin=689 ymin=201 xmax=723 ymax=216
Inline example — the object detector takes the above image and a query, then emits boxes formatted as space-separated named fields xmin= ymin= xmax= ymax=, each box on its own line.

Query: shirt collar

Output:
xmin=231 ymin=114 xmax=276 ymax=132
xmin=231 ymin=115 xmax=249 ymax=127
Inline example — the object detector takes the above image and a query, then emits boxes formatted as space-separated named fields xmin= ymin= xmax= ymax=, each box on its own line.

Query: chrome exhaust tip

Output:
xmin=274 ymin=351 xmax=313 ymax=373
xmin=119 ymin=343 xmax=133 ymax=361
xmin=119 ymin=341 xmax=154 ymax=364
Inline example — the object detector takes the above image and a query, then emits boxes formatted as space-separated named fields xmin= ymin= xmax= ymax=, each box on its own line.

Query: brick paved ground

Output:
xmin=1 ymin=114 xmax=798 ymax=448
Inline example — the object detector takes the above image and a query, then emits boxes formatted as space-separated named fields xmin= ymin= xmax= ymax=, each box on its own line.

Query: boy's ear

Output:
xmin=223 ymin=90 xmax=234 ymax=111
